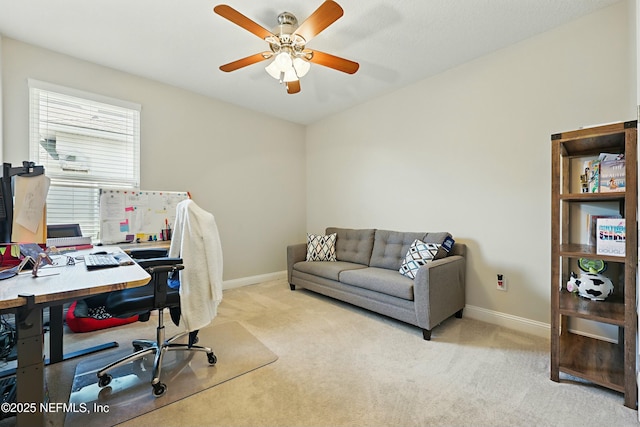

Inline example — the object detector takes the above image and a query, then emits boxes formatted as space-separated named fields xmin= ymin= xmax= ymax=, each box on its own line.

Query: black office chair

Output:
xmin=96 ymin=249 xmax=217 ymax=397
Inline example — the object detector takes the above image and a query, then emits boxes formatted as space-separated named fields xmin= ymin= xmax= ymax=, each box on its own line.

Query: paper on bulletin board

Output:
xmin=99 ymin=189 xmax=189 ymax=244
xmin=12 ymin=175 xmax=50 ymax=243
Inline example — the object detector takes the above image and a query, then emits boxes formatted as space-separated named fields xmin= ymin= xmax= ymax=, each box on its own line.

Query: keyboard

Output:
xmin=85 ymin=254 xmax=120 ymax=270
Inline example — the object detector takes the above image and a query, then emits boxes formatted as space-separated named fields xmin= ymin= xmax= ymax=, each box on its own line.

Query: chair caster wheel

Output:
xmin=152 ymin=382 xmax=167 ymax=397
xmin=98 ymin=374 xmax=112 ymax=388
xmin=207 ymin=352 xmax=217 ymax=365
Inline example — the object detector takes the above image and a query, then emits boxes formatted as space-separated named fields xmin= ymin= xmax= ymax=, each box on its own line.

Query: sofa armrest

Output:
xmin=287 ymin=243 xmax=307 ymax=284
xmin=413 ymin=254 xmax=466 ymax=331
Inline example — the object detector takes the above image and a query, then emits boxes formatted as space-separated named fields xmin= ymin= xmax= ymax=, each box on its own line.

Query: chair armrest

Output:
xmin=146 ymin=264 xmax=184 ymax=276
xmin=413 ymin=255 xmax=466 ymax=330
xmin=136 ymin=257 xmax=182 ymax=270
xmin=129 ymin=248 xmax=169 ymax=259
xmin=145 ymin=259 xmax=183 ymax=309
xmin=286 ymin=243 xmax=307 ymax=284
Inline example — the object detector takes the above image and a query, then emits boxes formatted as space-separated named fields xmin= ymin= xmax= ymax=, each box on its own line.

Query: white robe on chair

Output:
xmin=169 ymin=199 xmax=223 ymax=332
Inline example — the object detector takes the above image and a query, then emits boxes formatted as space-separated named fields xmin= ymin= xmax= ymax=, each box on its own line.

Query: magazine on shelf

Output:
xmin=596 ymin=217 xmax=625 ymax=257
xmin=587 ymin=214 xmax=621 ymax=246
xmin=599 ymin=156 xmax=625 ymax=193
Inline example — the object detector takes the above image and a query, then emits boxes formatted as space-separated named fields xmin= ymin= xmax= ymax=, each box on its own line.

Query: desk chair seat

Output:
xmin=96 ymin=254 xmax=217 ymax=397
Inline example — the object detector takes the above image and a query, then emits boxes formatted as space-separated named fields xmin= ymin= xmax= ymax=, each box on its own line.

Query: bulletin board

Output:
xmin=99 ymin=189 xmax=189 ymax=244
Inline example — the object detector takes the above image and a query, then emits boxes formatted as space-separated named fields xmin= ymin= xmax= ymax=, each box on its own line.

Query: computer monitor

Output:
xmin=0 ymin=162 xmax=45 ymax=243
xmin=46 ymin=224 xmax=82 ymax=238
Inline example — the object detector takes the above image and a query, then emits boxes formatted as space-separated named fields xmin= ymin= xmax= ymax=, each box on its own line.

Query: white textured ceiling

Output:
xmin=0 ymin=0 xmax=621 ymax=125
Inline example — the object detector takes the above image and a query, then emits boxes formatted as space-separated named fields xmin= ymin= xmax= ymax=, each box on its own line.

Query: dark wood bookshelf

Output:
xmin=550 ymin=120 xmax=637 ymax=409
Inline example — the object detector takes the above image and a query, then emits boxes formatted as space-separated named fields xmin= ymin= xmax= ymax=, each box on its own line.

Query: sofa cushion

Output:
xmin=339 ymin=267 xmax=414 ymax=301
xmin=306 ymin=233 xmax=337 ymax=261
xmin=398 ymin=240 xmax=440 ymax=279
xmin=326 ymin=228 xmax=375 ymax=265
xmin=294 ymin=260 xmax=367 ymax=281
xmin=370 ymin=230 xmax=452 ymax=270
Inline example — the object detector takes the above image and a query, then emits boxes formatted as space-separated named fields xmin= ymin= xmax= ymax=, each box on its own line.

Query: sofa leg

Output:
xmin=289 ymin=284 xmax=296 ymax=291
xmin=455 ymin=309 xmax=463 ymax=318
xmin=422 ymin=329 xmax=432 ymax=341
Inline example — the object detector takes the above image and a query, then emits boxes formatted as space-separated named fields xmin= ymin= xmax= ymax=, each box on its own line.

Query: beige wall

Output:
xmin=1 ymin=38 xmax=307 ymax=281
xmin=0 ymin=1 xmax=636 ymax=331
xmin=305 ymin=1 xmax=636 ymax=327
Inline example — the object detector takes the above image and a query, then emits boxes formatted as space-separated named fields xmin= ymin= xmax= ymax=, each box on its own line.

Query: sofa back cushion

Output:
xmin=325 ymin=227 xmax=375 ymax=265
xmin=369 ymin=230 xmax=452 ymax=270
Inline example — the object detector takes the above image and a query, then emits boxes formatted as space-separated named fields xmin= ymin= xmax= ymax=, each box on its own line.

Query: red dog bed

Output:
xmin=66 ymin=294 xmax=138 ymax=333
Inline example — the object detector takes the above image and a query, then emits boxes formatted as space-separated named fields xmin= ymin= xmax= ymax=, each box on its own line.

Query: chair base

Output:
xmin=97 ymin=310 xmax=216 ymax=397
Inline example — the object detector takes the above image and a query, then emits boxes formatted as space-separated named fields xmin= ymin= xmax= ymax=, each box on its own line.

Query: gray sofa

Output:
xmin=286 ymin=228 xmax=466 ymax=340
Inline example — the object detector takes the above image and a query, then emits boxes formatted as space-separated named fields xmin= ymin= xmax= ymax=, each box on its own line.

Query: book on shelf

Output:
xmin=596 ymin=217 xmax=625 ymax=257
xmin=599 ymin=156 xmax=625 ymax=193
xmin=587 ymin=214 xmax=621 ymax=247
xmin=581 ymin=159 xmax=600 ymax=193
xmin=579 ymin=153 xmax=625 ymax=193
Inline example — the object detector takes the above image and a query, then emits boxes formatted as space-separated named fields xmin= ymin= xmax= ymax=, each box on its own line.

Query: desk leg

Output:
xmin=49 ymin=305 xmax=64 ymax=364
xmin=45 ymin=304 xmax=119 ymax=365
xmin=16 ymin=305 xmax=44 ymax=427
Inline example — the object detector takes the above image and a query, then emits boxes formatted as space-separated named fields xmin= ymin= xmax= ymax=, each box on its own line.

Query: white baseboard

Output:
xmin=223 ymin=270 xmax=286 ymax=290
xmin=464 ymin=304 xmax=550 ymax=339
xmin=465 ymin=305 xmax=621 ymax=343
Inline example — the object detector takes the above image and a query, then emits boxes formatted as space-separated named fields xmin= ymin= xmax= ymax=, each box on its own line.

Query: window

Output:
xmin=29 ymin=80 xmax=140 ymax=240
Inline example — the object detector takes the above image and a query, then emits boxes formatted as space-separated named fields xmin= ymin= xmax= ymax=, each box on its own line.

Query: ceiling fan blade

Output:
xmin=219 ymin=52 xmax=272 ymax=72
xmin=214 ymin=5 xmax=274 ymax=40
xmin=286 ymin=80 xmax=301 ymax=94
xmin=308 ymin=50 xmax=359 ymax=74
xmin=294 ymin=0 xmax=344 ymax=42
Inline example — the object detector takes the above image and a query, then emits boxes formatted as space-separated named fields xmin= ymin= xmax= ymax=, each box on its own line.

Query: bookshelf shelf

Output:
xmin=558 ymin=244 xmax=627 ymax=263
xmin=559 ymin=192 xmax=625 ymax=202
xmin=550 ymin=120 xmax=637 ymax=409
xmin=558 ymin=290 xmax=625 ymax=325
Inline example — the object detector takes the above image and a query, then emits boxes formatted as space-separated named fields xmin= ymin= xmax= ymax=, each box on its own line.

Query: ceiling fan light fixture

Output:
xmin=265 ymin=61 xmax=282 ymax=80
xmin=292 ymin=57 xmax=310 ymax=78
xmin=282 ymin=68 xmax=298 ymax=83
xmin=266 ymin=52 xmax=302 ymax=83
xmin=275 ymin=51 xmax=292 ymax=69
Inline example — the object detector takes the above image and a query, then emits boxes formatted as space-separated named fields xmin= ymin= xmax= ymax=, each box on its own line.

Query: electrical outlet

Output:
xmin=497 ymin=274 xmax=507 ymax=291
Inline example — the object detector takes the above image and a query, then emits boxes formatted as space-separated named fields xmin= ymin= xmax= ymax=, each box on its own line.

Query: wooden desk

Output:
xmin=0 ymin=247 xmax=151 ymax=427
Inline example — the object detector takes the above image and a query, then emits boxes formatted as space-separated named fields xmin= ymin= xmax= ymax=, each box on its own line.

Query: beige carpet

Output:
xmin=3 ymin=278 xmax=637 ymax=426
xmin=63 ymin=321 xmax=277 ymax=427
xmin=122 ymin=279 xmax=638 ymax=427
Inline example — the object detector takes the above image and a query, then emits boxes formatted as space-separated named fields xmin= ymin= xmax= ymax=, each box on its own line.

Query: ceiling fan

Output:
xmin=213 ymin=1 xmax=359 ymax=94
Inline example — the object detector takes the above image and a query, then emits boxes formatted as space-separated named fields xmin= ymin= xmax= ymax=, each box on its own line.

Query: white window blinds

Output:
xmin=28 ymin=80 xmax=140 ymax=239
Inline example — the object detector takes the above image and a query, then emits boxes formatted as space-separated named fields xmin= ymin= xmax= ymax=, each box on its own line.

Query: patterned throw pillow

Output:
xmin=87 ymin=306 xmax=113 ymax=320
xmin=399 ymin=238 xmax=452 ymax=279
xmin=306 ymin=233 xmax=337 ymax=261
